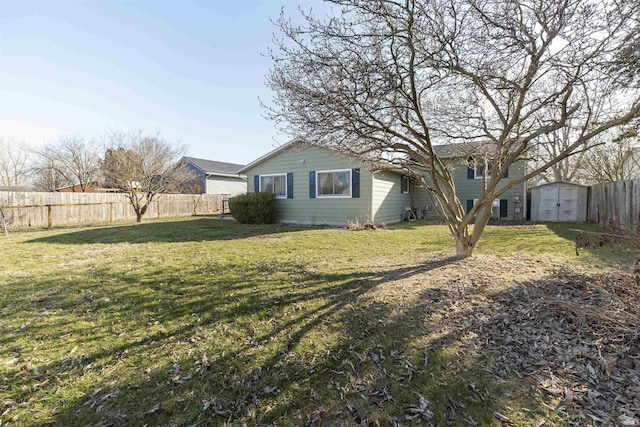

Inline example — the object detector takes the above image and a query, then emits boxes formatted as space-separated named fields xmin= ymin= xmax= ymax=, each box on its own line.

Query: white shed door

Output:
xmin=538 ymin=186 xmax=559 ymax=222
xmin=558 ymin=185 xmax=579 ymax=222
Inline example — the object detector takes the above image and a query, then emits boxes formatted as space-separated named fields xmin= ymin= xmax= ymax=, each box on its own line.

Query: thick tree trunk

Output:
xmin=455 ymin=236 xmax=475 ymax=257
xmin=453 ymin=204 xmax=493 ymax=257
xmin=136 ymin=212 xmax=143 ymax=223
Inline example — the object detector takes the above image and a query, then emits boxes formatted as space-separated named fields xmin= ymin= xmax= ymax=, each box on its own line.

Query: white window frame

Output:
xmin=316 ymin=169 xmax=352 ymax=198
xmin=472 ymin=199 xmax=500 ymax=217
xmin=260 ymin=173 xmax=287 ymax=199
xmin=473 ymin=159 xmax=494 ymax=179
xmin=401 ymin=176 xmax=410 ymax=194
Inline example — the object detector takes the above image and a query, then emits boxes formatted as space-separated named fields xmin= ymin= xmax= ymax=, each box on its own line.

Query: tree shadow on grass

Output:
xmin=24 ymin=218 xmax=309 ymax=245
xmin=3 ymin=255 xmax=617 ymax=426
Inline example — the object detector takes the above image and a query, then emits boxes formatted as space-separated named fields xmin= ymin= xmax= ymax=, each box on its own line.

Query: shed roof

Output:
xmin=530 ymin=180 xmax=588 ymax=189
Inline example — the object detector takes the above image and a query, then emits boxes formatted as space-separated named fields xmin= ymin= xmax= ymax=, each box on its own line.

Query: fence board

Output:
xmin=0 ymin=192 xmax=228 ymax=228
xmin=587 ymin=179 xmax=640 ymax=232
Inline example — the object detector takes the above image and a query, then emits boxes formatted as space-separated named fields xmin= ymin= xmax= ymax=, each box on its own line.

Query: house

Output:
xmin=238 ymin=140 xmax=528 ymax=226
xmin=182 ymin=157 xmax=246 ymax=195
xmin=425 ymin=143 xmax=528 ymax=221
xmin=237 ymin=140 xmax=417 ymax=226
xmin=55 ymin=182 xmax=120 ymax=193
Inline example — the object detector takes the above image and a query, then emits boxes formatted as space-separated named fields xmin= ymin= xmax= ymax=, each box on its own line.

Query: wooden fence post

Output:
xmin=157 ymin=200 xmax=161 ymax=218
xmin=47 ymin=205 xmax=53 ymax=228
xmin=109 ymin=202 xmax=114 ymax=223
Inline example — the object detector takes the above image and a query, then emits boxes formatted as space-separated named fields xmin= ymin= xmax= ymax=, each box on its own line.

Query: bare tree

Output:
xmin=583 ymin=125 xmax=640 ymax=183
xmin=0 ymin=139 xmax=30 ymax=187
xmin=266 ymin=0 xmax=640 ymax=257
xmin=102 ymin=130 xmax=193 ymax=222
xmin=33 ymin=135 xmax=103 ymax=191
xmin=31 ymin=158 xmax=68 ymax=192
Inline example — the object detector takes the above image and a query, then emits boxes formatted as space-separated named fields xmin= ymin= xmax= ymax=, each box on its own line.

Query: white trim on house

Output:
xmin=316 ymin=169 xmax=352 ymax=198
xmin=259 ymin=173 xmax=288 ymax=199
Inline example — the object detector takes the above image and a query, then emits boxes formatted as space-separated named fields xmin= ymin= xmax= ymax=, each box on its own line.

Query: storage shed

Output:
xmin=530 ymin=181 xmax=588 ymax=222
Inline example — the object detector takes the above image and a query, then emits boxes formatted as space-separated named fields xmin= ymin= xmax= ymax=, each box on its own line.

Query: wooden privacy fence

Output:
xmin=0 ymin=192 xmax=230 ymax=228
xmin=587 ymin=179 xmax=640 ymax=232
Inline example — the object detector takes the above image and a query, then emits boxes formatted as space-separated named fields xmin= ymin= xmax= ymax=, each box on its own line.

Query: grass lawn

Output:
xmin=0 ymin=217 xmax=636 ymax=426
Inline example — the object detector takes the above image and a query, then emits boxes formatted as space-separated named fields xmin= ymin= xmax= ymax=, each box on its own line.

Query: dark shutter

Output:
xmin=503 ymin=167 xmax=509 ymax=178
xmin=287 ymin=173 xmax=293 ymax=199
xmin=467 ymin=157 xmax=474 ymax=180
xmin=352 ymin=168 xmax=360 ymax=198
xmin=254 ymin=175 xmax=260 ymax=192
xmin=500 ymin=199 xmax=508 ymax=217
xmin=309 ymin=171 xmax=316 ymax=198
xmin=466 ymin=199 xmax=474 ymax=214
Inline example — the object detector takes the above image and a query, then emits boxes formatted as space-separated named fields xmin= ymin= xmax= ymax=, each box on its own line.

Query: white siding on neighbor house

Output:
xmin=371 ymin=171 xmax=412 ymax=224
xmin=206 ymin=176 xmax=246 ymax=195
xmin=246 ymin=145 xmax=373 ymax=226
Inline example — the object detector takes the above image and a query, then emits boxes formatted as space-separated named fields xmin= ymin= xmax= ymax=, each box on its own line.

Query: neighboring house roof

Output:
xmin=183 ymin=156 xmax=246 ymax=177
xmin=237 ymin=138 xmax=300 ymax=174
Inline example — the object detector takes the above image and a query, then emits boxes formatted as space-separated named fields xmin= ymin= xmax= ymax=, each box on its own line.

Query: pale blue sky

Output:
xmin=0 ymin=1 xmax=325 ymax=164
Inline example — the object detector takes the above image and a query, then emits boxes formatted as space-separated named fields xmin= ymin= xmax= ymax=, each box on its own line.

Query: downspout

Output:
xmin=370 ymin=171 xmax=375 ymax=224
xmin=523 ymin=161 xmax=528 ymax=221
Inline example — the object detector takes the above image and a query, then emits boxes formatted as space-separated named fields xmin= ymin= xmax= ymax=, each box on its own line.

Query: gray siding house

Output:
xmin=239 ymin=140 xmax=528 ymax=225
xmin=237 ymin=141 xmax=418 ymax=226
xmin=419 ymin=144 xmax=528 ymax=221
xmin=182 ymin=157 xmax=246 ymax=195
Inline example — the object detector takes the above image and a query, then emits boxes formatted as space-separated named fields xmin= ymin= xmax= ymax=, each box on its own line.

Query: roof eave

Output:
xmin=206 ymin=172 xmax=247 ymax=179
xmin=237 ymin=138 xmax=302 ymax=174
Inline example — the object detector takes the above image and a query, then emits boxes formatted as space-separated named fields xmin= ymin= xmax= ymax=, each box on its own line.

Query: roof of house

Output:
xmin=433 ymin=142 xmax=496 ymax=158
xmin=183 ymin=157 xmax=246 ymax=176
xmin=237 ymin=138 xmax=301 ymax=174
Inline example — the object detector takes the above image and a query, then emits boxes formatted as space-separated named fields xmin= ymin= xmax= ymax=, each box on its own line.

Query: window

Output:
xmin=260 ymin=174 xmax=287 ymax=198
xmin=467 ymin=198 xmax=508 ymax=218
xmin=473 ymin=159 xmax=494 ymax=179
xmin=317 ymin=169 xmax=351 ymax=197
xmin=401 ymin=176 xmax=410 ymax=194
xmin=468 ymin=158 xmax=509 ymax=179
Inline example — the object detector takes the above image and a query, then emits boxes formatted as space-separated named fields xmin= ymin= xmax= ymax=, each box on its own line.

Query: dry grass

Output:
xmin=0 ymin=217 xmax=636 ymax=426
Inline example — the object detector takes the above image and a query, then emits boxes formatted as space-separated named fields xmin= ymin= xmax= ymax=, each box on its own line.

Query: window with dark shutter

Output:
xmin=401 ymin=176 xmax=410 ymax=194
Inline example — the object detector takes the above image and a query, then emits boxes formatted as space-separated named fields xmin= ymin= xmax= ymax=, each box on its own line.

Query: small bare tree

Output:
xmin=0 ymin=139 xmax=30 ymax=187
xmin=583 ymin=125 xmax=640 ymax=183
xmin=102 ymin=131 xmax=193 ymax=222
xmin=266 ymin=0 xmax=640 ymax=257
xmin=31 ymin=158 xmax=68 ymax=192
xmin=33 ymin=135 xmax=102 ymax=191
